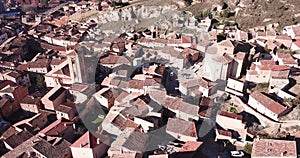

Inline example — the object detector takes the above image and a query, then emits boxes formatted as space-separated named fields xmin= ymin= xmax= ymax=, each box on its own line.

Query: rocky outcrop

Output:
xmin=98 ymin=4 xmax=178 ymax=23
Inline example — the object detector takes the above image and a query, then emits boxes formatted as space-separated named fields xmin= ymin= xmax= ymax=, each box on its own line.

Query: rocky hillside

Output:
xmin=183 ymin=0 xmax=300 ymax=30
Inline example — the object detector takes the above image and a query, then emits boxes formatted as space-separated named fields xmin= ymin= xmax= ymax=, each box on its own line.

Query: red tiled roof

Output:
xmin=181 ymin=35 xmax=192 ymax=43
xmin=218 ymin=111 xmax=243 ymax=120
xmin=217 ymin=129 xmax=232 ymax=137
xmin=276 ymin=34 xmax=291 ymax=40
xmin=258 ymin=65 xmax=290 ymax=71
xmin=71 ymin=131 xmax=97 ymax=148
xmin=293 ymin=40 xmax=300 ymax=48
xmin=111 ymin=114 xmax=139 ymax=130
xmin=252 ymin=139 xmax=297 ymax=157
xmin=166 ymin=118 xmax=197 ymax=137
xmin=39 ymin=118 xmax=73 ymax=136
xmin=260 ymin=60 xmax=276 ymax=65
xmin=266 ymin=30 xmax=276 ymax=36
xmin=219 ymin=40 xmax=234 ymax=48
xmin=199 ymin=97 xmax=213 ymax=107
xmin=250 ymin=91 xmax=287 ymax=115
xmin=0 ymin=80 xmax=14 ymax=90
xmin=178 ymin=141 xmax=203 ymax=152
xmin=129 ymin=80 xmax=144 ymax=89
xmin=257 ymin=32 xmax=267 ymax=37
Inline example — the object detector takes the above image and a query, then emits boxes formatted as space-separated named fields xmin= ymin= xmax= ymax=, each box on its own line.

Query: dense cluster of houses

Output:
xmin=1 ymin=0 xmax=300 ymax=157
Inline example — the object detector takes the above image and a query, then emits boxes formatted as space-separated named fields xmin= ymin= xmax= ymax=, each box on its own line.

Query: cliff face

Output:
xmin=99 ymin=4 xmax=178 ymax=23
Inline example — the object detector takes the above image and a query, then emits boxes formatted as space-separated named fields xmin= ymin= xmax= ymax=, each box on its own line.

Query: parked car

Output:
xmin=230 ymin=150 xmax=244 ymax=157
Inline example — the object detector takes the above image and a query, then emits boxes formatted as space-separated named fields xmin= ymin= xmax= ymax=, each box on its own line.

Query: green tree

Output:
xmin=230 ymin=107 xmax=238 ymax=114
xmin=284 ymin=97 xmax=293 ymax=106
xmin=264 ymin=45 xmax=271 ymax=53
xmin=203 ymin=10 xmax=212 ymax=18
xmin=244 ymin=143 xmax=253 ymax=154
xmin=36 ymin=75 xmax=45 ymax=89
xmin=220 ymin=10 xmax=229 ymax=18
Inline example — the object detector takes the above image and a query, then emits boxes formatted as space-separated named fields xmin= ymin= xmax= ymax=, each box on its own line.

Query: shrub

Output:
xmin=230 ymin=107 xmax=238 ymax=114
xmin=244 ymin=143 xmax=253 ymax=154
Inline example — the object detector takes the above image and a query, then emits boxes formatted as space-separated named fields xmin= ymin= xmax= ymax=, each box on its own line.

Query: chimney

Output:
xmin=80 ymin=144 xmax=82 ymax=148
xmin=281 ymin=151 xmax=287 ymax=156
xmin=97 ymin=138 xmax=101 ymax=144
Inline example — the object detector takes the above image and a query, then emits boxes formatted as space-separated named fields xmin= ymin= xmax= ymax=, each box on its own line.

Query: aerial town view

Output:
xmin=1 ymin=0 xmax=300 ymax=157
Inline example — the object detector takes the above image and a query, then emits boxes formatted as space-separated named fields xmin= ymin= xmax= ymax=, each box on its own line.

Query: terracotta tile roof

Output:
xmin=250 ymin=91 xmax=287 ymax=115
xmin=4 ymin=130 xmax=33 ymax=149
xmin=99 ymin=53 xmax=131 ymax=65
xmin=177 ymin=101 xmax=199 ymax=116
xmin=111 ymin=152 xmax=138 ymax=158
xmin=178 ymin=141 xmax=203 ymax=152
xmin=219 ymin=40 xmax=234 ymax=48
xmin=159 ymin=46 xmax=183 ymax=58
xmin=1 ymin=127 xmax=19 ymax=139
xmin=148 ymin=88 xmax=167 ymax=102
xmin=199 ymin=97 xmax=213 ymax=107
xmin=31 ymin=137 xmax=71 ymax=158
xmin=110 ymin=77 xmax=129 ymax=88
xmin=6 ymin=71 xmax=21 ymax=78
xmin=265 ymin=40 xmax=278 ymax=50
xmin=2 ymin=135 xmax=71 ymax=158
xmin=217 ymin=129 xmax=232 ymax=137
xmin=115 ymin=91 xmax=141 ymax=105
xmin=121 ymin=99 xmax=149 ymax=118
xmin=129 ymin=80 xmax=144 ymax=89
xmin=149 ymin=154 xmax=168 ymax=158
xmin=0 ymin=80 xmax=14 ymax=90
xmin=181 ymin=35 xmax=192 ymax=43
xmin=199 ymin=107 xmax=213 ymax=118
xmin=20 ymin=96 xmax=41 ymax=105
xmin=293 ymin=40 xmax=300 ymax=47
xmin=257 ymin=31 xmax=266 ymax=37
xmin=144 ymin=78 xmax=161 ymax=86
xmin=258 ymin=65 xmax=290 ymax=71
xmin=166 ymin=118 xmax=197 ymax=138
xmin=110 ymin=128 xmax=148 ymax=152
xmin=182 ymin=47 xmax=201 ymax=57
xmin=276 ymin=34 xmax=291 ymax=40
xmin=111 ymin=114 xmax=139 ymax=131
xmin=180 ymin=79 xmax=199 ymax=89
xmin=218 ymin=111 xmax=242 ymax=120
xmin=252 ymin=139 xmax=297 ymax=157
xmin=28 ymin=59 xmax=49 ymax=69
xmin=266 ymin=30 xmax=276 ymax=36
xmin=50 ymin=58 xmax=66 ymax=66
xmin=55 ymin=102 xmax=75 ymax=113
xmin=71 ymin=131 xmax=99 ymax=148
xmin=39 ymin=118 xmax=74 ymax=136
xmin=199 ymin=77 xmax=217 ymax=88
xmin=259 ymin=60 xmax=276 ymax=65
xmin=277 ymin=53 xmax=297 ymax=64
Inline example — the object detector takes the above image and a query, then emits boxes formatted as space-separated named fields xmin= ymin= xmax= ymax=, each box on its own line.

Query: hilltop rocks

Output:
xmin=99 ymin=5 xmax=178 ymax=23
